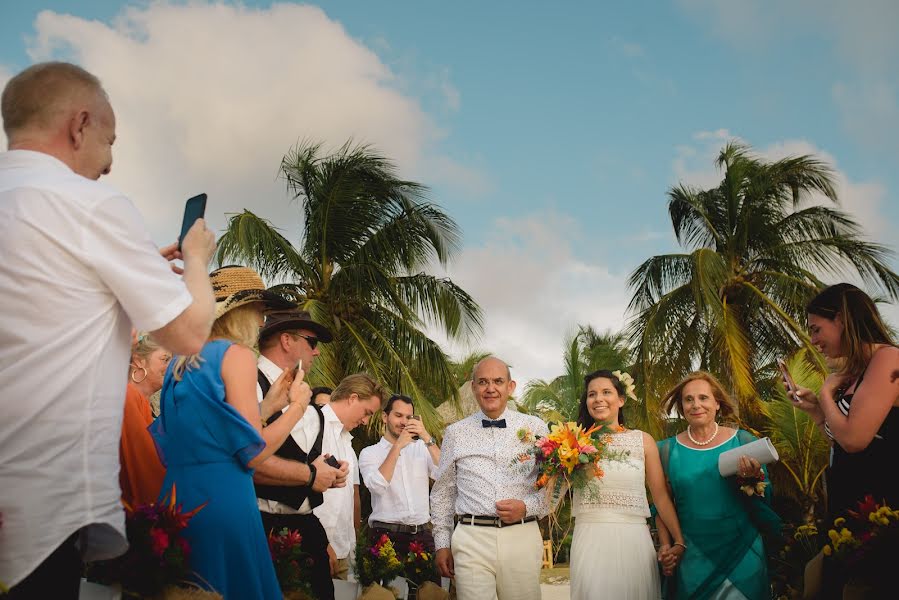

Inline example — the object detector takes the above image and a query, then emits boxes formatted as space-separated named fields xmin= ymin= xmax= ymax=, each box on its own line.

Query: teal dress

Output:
xmin=658 ymin=430 xmax=781 ymax=600
xmin=151 ymin=339 xmax=281 ymax=599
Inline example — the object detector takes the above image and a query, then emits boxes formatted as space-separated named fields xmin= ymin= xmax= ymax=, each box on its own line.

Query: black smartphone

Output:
xmin=324 ymin=455 xmax=340 ymax=468
xmin=178 ymin=193 xmax=207 ymax=251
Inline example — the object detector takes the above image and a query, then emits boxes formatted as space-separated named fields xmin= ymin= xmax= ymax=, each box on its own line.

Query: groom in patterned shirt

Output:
xmin=431 ymin=356 xmax=549 ymax=600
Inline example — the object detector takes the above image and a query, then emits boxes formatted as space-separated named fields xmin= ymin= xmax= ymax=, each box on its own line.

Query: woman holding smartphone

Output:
xmin=792 ymin=284 xmax=899 ymax=517
xmin=792 ymin=283 xmax=899 ymax=597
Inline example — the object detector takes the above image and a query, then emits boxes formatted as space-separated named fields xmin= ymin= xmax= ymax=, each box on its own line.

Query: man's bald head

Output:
xmin=2 ymin=62 xmax=105 ymax=140
xmin=2 ymin=62 xmax=116 ymax=179
xmin=471 ymin=356 xmax=516 ymax=419
xmin=471 ymin=356 xmax=512 ymax=382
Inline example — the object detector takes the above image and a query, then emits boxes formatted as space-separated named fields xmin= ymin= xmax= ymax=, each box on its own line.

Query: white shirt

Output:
xmin=359 ymin=437 xmax=438 ymax=526
xmin=430 ymin=409 xmax=550 ymax=549
xmin=256 ymin=354 xmax=315 ymax=515
xmin=312 ymin=404 xmax=359 ymax=559
xmin=0 ymin=150 xmax=192 ymax=588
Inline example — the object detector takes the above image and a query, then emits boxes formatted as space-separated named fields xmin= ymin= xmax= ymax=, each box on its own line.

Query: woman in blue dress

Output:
xmin=655 ymin=372 xmax=781 ymax=599
xmin=151 ymin=266 xmax=311 ymax=599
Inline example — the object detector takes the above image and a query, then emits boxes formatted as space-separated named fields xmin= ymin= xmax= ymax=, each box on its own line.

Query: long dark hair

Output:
xmin=576 ymin=370 xmax=626 ymax=429
xmin=807 ymin=283 xmax=894 ymax=378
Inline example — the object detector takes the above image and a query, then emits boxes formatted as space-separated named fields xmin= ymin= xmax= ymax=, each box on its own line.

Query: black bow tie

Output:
xmin=482 ymin=419 xmax=507 ymax=428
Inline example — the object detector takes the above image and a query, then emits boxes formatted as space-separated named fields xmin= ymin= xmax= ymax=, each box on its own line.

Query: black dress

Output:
xmin=825 ymin=368 xmax=899 ymax=518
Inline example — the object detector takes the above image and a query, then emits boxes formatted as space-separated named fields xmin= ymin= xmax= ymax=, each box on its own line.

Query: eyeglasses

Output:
xmin=287 ymin=331 xmax=319 ymax=349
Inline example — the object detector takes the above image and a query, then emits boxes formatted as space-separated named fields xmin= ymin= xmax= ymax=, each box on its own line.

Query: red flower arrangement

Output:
xmin=267 ymin=527 xmax=314 ymax=599
xmin=85 ymin=485 xmax=205 ymax=598
xmin=403 ymin=541 xmax=436 ymax=586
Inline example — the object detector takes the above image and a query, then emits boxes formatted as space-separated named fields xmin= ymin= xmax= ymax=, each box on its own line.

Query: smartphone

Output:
xmin=777 ymin=359 xmax=799 ymax=402
xmin=324 ymin=455 xmax=340 ymax=468
xmin=178 ymin=193 xmax=207 ymax=251
xmin=410 ymin=414 xmax=421 ymax=440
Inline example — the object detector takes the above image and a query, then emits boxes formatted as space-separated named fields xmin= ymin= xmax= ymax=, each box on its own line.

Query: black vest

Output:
xmin=254 ymin=369 xmax=326 ymax=510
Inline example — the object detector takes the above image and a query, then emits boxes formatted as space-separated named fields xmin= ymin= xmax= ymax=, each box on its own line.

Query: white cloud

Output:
xmin=435 ymin=209 xmax=632 ymax=387
xmin=17 ymin=2 xmax=485 ymax=243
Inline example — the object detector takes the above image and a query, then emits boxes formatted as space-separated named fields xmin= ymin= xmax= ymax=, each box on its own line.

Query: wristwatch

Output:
xmin=424 ymin=438 xmax=436 ymax=447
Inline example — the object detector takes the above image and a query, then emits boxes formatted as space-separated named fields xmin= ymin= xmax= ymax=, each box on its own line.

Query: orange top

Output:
xmin=120 ymin=383 xmax=166 ymax=507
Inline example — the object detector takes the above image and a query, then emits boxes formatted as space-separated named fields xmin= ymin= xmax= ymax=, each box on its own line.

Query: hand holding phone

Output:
xmin=324 ymin=455 xmax=340 ymax=469
xmin=409 ymin=414 xmax=422 ymax=440
xmin=777 ymin=359 xmax=799 ymax=402
xmin=178 ymin=193 xmax=207 ymax=251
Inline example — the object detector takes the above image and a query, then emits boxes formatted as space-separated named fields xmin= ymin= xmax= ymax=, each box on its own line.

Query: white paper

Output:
xmin=718 ymin=437 xmax=779 ymax=476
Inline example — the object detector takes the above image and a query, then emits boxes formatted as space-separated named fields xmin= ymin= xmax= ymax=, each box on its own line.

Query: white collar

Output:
xmin=257 ymin=354 xmax=284 ymax=383
xmin=3 ymin=149 xmax=74 ymax=173
xmin=322 ymin=404 xmax=353 ymax=440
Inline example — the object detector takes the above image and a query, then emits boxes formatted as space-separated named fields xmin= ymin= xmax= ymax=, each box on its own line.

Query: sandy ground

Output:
xmin=540 ymin=583 xmax=570 ymax=599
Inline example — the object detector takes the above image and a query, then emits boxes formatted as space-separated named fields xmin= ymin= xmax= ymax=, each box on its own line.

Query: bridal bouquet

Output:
xmin=516 ymin=421 xmax=623 ymax=498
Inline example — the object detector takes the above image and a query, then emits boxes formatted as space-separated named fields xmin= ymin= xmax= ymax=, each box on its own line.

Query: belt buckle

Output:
xmin=496 ymin=517 xmax=503 ymax=528
xmin=410 ymin=523 xmax=419 ymax=534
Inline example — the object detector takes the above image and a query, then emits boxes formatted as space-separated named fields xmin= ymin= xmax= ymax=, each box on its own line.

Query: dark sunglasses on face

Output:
xmin=289 ymin=332 xmax=319 ymax=349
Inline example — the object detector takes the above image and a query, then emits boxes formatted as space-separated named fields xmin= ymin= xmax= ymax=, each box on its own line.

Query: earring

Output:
xmin=131 ymin=366 xmax=148 ymax=384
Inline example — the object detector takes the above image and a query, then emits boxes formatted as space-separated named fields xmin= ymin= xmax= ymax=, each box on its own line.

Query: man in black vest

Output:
xmin=254 ymin=309 xmax=348 ymax=600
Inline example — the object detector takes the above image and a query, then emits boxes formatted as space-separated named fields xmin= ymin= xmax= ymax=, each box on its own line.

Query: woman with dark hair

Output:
xmin=793 ymin=283 xmax=899 ymax=520
xmin=569 ymin=369 xmax=684 ymax=599
xmin=655 ymin=372 xmax=781 ymax=599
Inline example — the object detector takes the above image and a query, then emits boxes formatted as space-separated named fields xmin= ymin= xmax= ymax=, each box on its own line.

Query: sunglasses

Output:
xmin=288 ymin=332 xmax=319 ymax=349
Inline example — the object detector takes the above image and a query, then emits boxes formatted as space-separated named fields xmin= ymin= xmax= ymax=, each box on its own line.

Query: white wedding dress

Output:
xmin=569 ymin=429 xmax=661 ymax=600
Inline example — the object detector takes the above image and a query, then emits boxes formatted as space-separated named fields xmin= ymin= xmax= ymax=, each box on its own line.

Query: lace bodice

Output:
xmin=571 ymin=429 xmax=650 ymax=519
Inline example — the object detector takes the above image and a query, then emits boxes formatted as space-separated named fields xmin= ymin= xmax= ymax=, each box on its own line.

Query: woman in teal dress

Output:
xmin=655 ymin=372 xmax=781 ymax=600
xmin=151 ymin=266 xmax=311 ymax=599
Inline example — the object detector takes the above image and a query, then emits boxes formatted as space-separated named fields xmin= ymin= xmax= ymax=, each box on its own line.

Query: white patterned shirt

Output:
xmin=430 ymin=408 xmax=549 ymax=549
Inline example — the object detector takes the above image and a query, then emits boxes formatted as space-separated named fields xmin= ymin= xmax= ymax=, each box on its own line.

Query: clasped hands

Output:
xmin=657 ymin=543 xmax=685 ymax=576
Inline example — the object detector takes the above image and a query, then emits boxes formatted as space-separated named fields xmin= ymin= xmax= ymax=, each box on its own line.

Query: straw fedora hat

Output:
xmin=210 ymin=266 xmax=294 ymax=319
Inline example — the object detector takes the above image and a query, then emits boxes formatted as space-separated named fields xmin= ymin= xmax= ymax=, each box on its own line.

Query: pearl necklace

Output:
xmin=687 ymin=421 xmax=718 ymax=446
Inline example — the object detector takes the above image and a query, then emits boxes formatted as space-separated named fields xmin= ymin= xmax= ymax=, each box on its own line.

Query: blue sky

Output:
xmin=2 ymin=1 xmax=897 ymax=385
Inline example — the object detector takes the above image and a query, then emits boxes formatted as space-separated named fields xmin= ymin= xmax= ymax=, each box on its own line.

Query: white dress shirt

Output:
xmin=359 ymin=437 xmax=438 ymax=526
xmin=0 ymin=150 xmax=193 ymax=588
xmin=312 ymin=404 xmax=359 ymax=560
xmin=430 ymin=408 xmax=550 ymax=549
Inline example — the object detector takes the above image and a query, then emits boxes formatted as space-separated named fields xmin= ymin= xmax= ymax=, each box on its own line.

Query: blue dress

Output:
xmin=150 ymin=339 xmax=282 ymax=599
xmin=657 ymin=430 xmax=781 ymax=600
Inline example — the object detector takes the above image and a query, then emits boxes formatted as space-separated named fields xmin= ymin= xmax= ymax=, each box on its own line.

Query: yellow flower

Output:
xmin=834 ymin=517 xmax=846 ymax=528
xmin=827 ymin=529 xmax=840 ymax=544
xmin=823 ymin=545 xmax=832 ymax=556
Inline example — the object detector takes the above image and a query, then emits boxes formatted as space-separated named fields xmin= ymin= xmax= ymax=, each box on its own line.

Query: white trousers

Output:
xmin=450 ymin=521 xmax=542 ymax=600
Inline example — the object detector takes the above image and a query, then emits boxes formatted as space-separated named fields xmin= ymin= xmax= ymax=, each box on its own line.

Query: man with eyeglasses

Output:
xmin=253 ymin=309 xmax=348 ymax=600
xmin=431 ymin=356 xmax=549 ymax=600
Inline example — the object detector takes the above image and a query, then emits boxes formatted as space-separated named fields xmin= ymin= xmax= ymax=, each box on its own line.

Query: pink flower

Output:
xmin=150 ymin=528 xmax=170 ymax=556
xmin=580 ymin=445 xmax=597 ymax=454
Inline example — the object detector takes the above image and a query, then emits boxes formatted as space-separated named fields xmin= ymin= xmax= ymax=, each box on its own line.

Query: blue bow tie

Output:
xmin=482 ymin=419 xmax=507 ymax=428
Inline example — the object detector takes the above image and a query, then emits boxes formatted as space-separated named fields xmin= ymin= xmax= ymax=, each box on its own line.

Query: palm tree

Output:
xmin=627 ymin=142 xmax=899 ymax=417
xmin=520 ymin=326 xmax=631 ymax=423
xmin=216 ymin=140 xmax=483 ymax=431
xmin=760 ymin=350 xmax=830 ymax=523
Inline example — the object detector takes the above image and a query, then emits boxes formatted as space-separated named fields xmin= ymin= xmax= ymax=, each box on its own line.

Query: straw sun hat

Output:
xmin=210 ymin=265 xmax=294 ymax=319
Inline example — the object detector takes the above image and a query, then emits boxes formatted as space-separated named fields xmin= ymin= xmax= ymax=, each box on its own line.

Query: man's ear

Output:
xmin=69 ymin=109 xmax=90 ymax=150
xmin=508 ymin=379 xmax=517 ymax=395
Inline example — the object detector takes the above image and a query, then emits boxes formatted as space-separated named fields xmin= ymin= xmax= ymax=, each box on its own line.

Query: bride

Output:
xmin=569 ymin=370 xmax=686 ymax=600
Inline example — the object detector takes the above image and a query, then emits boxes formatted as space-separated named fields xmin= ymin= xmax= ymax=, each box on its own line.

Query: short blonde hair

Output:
xmin=660 ymin=371 xmax=737 ymax=420
xmin=331 ymin=373 xmax=385 ymax=407
xmin=172 ymin=303 xmax=261 ymax=380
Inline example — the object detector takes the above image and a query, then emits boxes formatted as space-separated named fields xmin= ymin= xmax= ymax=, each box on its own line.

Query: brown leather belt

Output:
xmin=370 ymin=520 xmax=431 ymax=535
xmin=456 ymin=514 xmax=538 ymax=528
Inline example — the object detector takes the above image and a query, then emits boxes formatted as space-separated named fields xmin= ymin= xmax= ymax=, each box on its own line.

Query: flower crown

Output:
xmin=612 ymin=370 xmax=638 ymax=401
